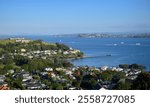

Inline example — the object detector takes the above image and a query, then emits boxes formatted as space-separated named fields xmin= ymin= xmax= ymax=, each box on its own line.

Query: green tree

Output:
xmin=129 ymin=64 xmax=146 ymax=70
xmin=72 ymin=80 xmax=81 ymax=88
xmin=33 ymin=75 xmax=40 ymax=80
xmin=52 ymin=83 xmax=64 ymax=90
xmin=114 ymin=81 xmax=131 ymax=90
xmin=3 ymin=64 xmax=14 ymax=70
xmin=2 ymin=54 xmax=13 ymax=64
xmin=131 ymin=72 xmax=150 ymax=90
xmin=14 ymin=55 xmax=29 ymax=66
xmin=119 ymin=64 xmax=129 ymax=69
xmin=80 ymin=75 xmax=98 ymax=90
xmin=56 ymin=43 xmax=69 ymax=51
xmin=111 ymin=72 xmax=126 ymax=83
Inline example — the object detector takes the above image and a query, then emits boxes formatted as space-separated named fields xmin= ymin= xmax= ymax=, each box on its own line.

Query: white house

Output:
xmin=21 ymin=48 xmax=26 ymax=52
xmin=101 ymin=66 xmax=108 ymax=71
xmin=0 ymin=75 xmax=5 ymax=82
xmin=45 ymin=67 xmax=53 ymax=72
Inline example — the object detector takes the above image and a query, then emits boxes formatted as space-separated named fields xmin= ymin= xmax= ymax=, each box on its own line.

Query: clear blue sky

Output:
xmin=0 ymin=0 xmax=150 ymax=35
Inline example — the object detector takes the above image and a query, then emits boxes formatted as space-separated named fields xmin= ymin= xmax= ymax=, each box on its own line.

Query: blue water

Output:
xmin=1 ymin=35 xmax=150 ymax=70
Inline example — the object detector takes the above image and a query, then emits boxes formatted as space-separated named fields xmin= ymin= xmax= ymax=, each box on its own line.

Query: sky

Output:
xmin=0 ymin=0 xmax=150 ymax=35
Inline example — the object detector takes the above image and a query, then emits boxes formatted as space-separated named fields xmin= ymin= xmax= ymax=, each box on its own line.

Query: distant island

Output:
xmin=0 ymin=38 xmax=150 ymax=90
xmin=78 ymin=33 xmax=150 ymax=38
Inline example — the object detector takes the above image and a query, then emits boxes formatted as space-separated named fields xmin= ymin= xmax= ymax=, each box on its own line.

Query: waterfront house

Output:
xmin=101 ymin=66 xmax=108 ymax=71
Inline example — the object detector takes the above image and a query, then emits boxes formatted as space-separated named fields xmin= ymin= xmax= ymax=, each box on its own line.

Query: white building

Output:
xmin=45 ymin=67 xmax=53 ymax=72
xmin=101 ymin=66 xmax=108 ymax=71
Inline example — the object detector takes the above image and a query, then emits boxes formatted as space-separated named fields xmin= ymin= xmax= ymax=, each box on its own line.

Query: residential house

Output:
xmin=0 ymin=86 xmax=9 ymax=90
xmin=101 ymin=66 xmax=108 ymax=71
xmin=0 ymin=75 xmax=5 ymax=82
xmin=45 ymin=67 xmax=53 ymax=72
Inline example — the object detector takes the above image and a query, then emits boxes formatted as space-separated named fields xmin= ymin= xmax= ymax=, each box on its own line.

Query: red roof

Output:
xmin=0 ymin=86 xmax=9 ymax=90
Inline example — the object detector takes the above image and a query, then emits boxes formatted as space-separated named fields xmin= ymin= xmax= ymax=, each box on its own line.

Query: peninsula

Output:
xmin=0 ymin=38 xmax=150 ymax=90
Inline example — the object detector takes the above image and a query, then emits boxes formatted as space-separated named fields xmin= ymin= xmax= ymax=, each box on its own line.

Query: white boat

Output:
xmin=121 ymin=42 xmax=124 ymax=44
xmin=135 ymin=43 xmax=141 ymax=45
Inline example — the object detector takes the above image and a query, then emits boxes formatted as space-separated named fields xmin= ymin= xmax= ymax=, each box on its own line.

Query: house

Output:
xmin=116 ymin=68 xmax=123 ymax=72
xmin=26 ymin=83 xmax=41 ymax=90
xmin=7 ymin=69 xmax=15 ymax=74
xmin=0 ymin=86 xmax=9 ymax=90
xmin=70 ymin=50 xmax=80 ymax=54
xmin=49 ymin=73 xmax=56 ymax=78
xmin=111 ymin=67 xmax=117 ymax=71
xmin=22 ymin=73 xmax=30 ymax=77
xmin=101 ymin=66 xmax=108 ymax=71
xmin=45 ymin=67 xmax=53 ymax=72
xmin=52 ymin=51 xmax=57 ymax=54
xmin=127 ymin=75 xmax=138 ymax=80
xmin=22 ymin=76 xmax=33 ymax=82
xmin=65 ymin=70 xmax=72 ymax=75
xmin=0 ymin=82 xmax=8 ymax=86
xmin=74 ymin=71 xmax=81 ymax=76
xmin=56 ymin=68 xmax=66 ymax=72
xmin=33 ymin=50 xmax=40 ymax=54
xmin=63 ymin=51 xmax=69 ymax=55
xmin=0 ymin=75 xmax=5 ymax=82
xmin=21 ymin=48 xmax=26 ymax=52
xmin=44 ymin=50 xmax=51 ymax=55
xmin=23 ymin=79 xmax=42 ymax=90
xmin=41 ymin=56 xmax=47 ymax=59
xmin=40 ymin=72 xmax=48 ymax=76
xmin=16 ymin=39 xmax=30 ymax=43
xmin=28 ymin=55 xmax=33 ymax=59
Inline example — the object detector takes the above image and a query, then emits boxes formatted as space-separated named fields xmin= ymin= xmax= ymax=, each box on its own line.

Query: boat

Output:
xmin=135 ymin=43 xmax=141 ymax=45
xmin=121 ymin=42 xmax=124 ymax=44
xmin=106 ymin=54 xmax=111 ymax=56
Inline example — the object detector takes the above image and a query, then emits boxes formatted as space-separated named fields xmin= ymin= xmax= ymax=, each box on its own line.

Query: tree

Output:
xmin=52 ymin=83 xmax=63 ymax=90
xmin=3 ymin=64 xmax=15 ymax=71
xmin=129 ymin=64 xmax=146 ymax=70
xmin=55 ymin=85 xmax=63 ymax=90
xmin=131 ymin=72 xmax=150 ymax=90
xmin=33 ymin=75 xmax=40 ymax=80
xmin=114 ymin=80 xmax=131 ymax=90
xmin=56 ymin=43 xmax=69 ymax=51
xmin=80 ymin=75 xmax=98 ymax=90
xmin=62 ymin=61 xmax=73 ymax=67
xmin=119 ymin=64 xmax=129 ymax=69
xmin=2 ymin=54 xmax=13 ymax=64
xmin=72 ymin=80 xmax=81 ymax=88
xmin=111 ymin=72 xmax=126 ymax=83
xmin=100 ymin=71 xmax=113 ymax=81
xmin=14 ymin=55 xmax=29 ymax=66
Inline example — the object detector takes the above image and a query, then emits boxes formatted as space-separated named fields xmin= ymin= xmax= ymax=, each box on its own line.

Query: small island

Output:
xmin=0 ymin=38 xmax=150 ymax=90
